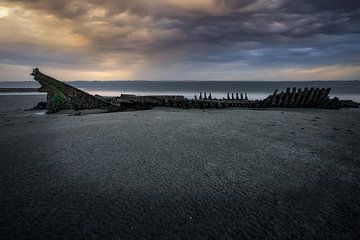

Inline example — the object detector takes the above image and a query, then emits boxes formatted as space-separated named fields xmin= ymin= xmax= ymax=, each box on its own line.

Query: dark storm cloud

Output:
xmin=282 ymin=0 xmax=360 ymax=13
xmin=1 ymin=0 xmax=360 ymax=80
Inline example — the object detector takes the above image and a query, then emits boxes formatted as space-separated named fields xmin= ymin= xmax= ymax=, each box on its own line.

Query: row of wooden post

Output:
xmin=195 ymin=92 xmax=213 ymax=100
xmin=194 ymin=92 xmax=249 ymax=101
xmin=113 ymin=88 xmax=342 ymax=111
xmin=262 ymin=87 xmax=339 ymax=108
xmin=226 ymin=92 xmax=248 ymax=101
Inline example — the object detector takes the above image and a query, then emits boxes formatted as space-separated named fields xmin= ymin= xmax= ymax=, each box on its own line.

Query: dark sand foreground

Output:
xmin=1 ymin=95 xmax=360 ymax=239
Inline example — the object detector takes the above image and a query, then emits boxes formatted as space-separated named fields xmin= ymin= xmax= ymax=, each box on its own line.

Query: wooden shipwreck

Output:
xmin=31 ymin=68 xmax=358 ymax=113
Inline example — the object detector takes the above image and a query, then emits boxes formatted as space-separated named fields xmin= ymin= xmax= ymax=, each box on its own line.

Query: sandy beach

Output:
xmin=1 ymin=94 xmax=359 ymax=239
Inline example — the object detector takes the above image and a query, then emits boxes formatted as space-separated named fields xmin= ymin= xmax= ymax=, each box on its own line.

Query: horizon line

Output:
xmin=1 ymin=79 xmax=359 ymax=83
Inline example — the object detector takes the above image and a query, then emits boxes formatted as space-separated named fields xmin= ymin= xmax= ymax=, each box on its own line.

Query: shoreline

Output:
xmin=0 ymin=87 xmax=40 ymax=93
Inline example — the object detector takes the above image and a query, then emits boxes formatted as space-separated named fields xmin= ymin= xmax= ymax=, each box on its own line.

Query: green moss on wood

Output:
xmin=51 ymin=89 xmax=67 ymax=106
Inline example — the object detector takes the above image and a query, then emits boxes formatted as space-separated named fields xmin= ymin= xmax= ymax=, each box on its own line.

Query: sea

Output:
xmin=1 ymin=80 xmax=360 ymax=102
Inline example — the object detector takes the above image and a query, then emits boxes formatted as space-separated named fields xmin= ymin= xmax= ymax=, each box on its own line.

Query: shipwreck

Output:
xmin=31 ymin=68 xmax=359 ymax=113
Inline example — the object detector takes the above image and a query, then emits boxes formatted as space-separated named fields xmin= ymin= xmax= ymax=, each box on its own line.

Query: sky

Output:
xmin=0 ymin=0 xmax=360 ymax=81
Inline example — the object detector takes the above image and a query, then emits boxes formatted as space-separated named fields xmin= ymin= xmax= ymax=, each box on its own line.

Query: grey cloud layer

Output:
xmin=1 ymin=0 xmax=360 ymax=80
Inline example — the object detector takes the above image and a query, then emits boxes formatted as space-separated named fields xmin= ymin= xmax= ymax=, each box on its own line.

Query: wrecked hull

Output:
xmin=31 ymin=68 xmax=359 ymax=113
xmin=31 ymin=68 xmax=113 ymax=113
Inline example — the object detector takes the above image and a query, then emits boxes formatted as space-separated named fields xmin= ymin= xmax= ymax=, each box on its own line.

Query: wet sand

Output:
xmin=1 ymin=95 xmax=359 ymax=239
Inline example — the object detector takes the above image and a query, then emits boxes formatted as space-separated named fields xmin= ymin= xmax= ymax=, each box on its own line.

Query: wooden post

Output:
xmin=325 ymin=88 xmax=331 ymax=97
xmin=314 ymin=88 xmax=325 ymax=107
xmin=324 ymin=88 xmax=331 ymax=103
xmin=319 ymin=88 xmax=331 ymax=107
xmin=310 ymin=88 xmax=320 ymax=107
xmin=293 ymin=88 xmax=302 ymax=107
xmin=299 ymin=88 xmax=309 ymax=107
xmin=305 ymin=88 xmax=315 ymax=107
xmin=289 ymin=87 xmax=297 ymax=106
xmin=270 ymin=89 xmax=278 ymax=106
xmin=283 ymin=88 xmax=291 ymax=107
xmin=276 ymin=92 xmax=284 ymax=107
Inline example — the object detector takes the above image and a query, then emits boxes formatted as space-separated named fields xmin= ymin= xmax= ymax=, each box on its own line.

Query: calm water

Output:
xmin=1 ymin=81 xmax=360 ymax=101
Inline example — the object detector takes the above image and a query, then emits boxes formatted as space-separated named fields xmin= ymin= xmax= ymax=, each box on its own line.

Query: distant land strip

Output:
xmin=0 ymin=88 xmax=40 ymax=93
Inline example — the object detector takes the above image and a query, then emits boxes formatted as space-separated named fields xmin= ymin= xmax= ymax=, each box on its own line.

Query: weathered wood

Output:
xmin=275 ymin=92 xmax=283 ymax=106
xmin=292 ymin=89 xmax=302 ymax=107
xmin=320 ymin=88 xmax=328 ymax=106
xmin=339 ymin=100 xmax=359 ymax=108
xmin=325 ymin=88 xmax=331 ymax=97
xmin=32 ymin=68 xmax=113 ymax=113
xmin=313 ymin=88 xmax=323 ymax=106
xmin=288 ymin=87 xmax=297 ymax=106
xmin=270 ymin=89 xmax=278 ymax=105
xmin=305 ymin=88 xmax=316 ymax=107
xmin=327 ymin=97 xmax=340 ymax=109
xmin=298 ymin=88 xmax=309 ymax=106
xmin=318 ymin=88 xmax=331 ymax=107
xmin=310 ymin=88 xmax=321 ymax=107
xmin=311 ymin=88 xmax=320 ymax=107
xmin=282 ymin=88 xmax=291 ymax=107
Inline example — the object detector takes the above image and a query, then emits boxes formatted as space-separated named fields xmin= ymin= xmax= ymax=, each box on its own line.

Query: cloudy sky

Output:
xmin=0 ymin=0 xmax=359 ymax=81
